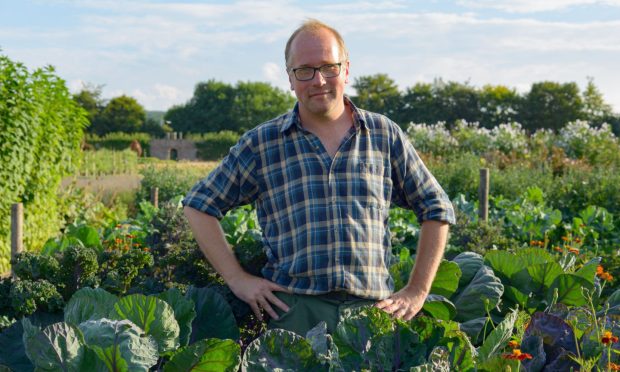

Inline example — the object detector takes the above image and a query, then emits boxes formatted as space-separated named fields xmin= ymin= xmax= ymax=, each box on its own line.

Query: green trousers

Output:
xmin=268 ymin=292 xmax=376 ymax=336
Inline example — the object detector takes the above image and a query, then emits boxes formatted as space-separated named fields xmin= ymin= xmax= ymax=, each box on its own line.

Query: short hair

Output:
xmin=284 ymin=19 xmax=349 ymax=69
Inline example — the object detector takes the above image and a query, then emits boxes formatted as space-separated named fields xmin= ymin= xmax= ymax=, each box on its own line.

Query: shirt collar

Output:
xmin=280 ymin=96 xmax=369 ymax=134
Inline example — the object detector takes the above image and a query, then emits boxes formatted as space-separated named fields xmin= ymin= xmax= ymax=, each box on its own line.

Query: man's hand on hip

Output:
xmin=227 ymin=272 xmax=291 ymax=321
xmin=374 ymin=286 xmax=427 ymax=321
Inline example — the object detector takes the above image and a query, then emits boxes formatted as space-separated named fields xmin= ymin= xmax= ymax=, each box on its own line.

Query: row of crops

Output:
xmin=1 ymin=179 xmax=619 ymax=370
xmin=1 ymin=118 xmax=620 ymax=370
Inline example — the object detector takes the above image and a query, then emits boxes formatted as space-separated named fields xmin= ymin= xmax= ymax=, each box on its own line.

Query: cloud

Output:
xmin=130 ymin=84 xmax=189 ymax=110
xmin=262 ymin=62 xmax=290 ymax=91
xmin=457 ymin=0 xmax=620 ymax=13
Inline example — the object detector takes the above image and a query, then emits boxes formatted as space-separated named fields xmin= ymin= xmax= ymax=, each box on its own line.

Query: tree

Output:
xmin=520 ymin=81 xmax=583 ymax=131
xmin=73 ymin=83 xmax=105 ymax=133
xmin=232 ymin=81 xmax=295 ymax=133
xmin=351 ymin=74 xmax=402 ymax=122
xmin=165 ymin=80 xmax=295 ymax=134
xmin=400 ymin=82 xmax=441 ymax=128
xmin=581 ymin=77 xmax=613 ymax=125
xmin=478 ymin=85 xmax=521 ymax=128
xmin=434 ymin=80 xmax=481 ymax=127
xmin=97 ymin=95 xmax=146 ymax=134
xmin=165 ymin=80 xmax=235 ymax=134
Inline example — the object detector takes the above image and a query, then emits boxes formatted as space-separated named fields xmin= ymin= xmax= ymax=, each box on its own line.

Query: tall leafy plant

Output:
xmin=0 ymin=55 xmax=87 ymax=273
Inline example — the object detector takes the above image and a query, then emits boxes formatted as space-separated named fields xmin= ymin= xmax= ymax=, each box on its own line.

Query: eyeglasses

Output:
xmin=290 ymin=63 xmax=342 ymax=81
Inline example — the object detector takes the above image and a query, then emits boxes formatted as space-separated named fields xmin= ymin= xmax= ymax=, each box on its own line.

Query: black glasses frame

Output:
xmin=290 ymin=63 xmax=342 ymax=81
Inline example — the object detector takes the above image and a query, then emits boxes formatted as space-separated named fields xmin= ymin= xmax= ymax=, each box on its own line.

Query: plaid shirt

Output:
xmin=183 ymin=98 xmax=455 ymax=299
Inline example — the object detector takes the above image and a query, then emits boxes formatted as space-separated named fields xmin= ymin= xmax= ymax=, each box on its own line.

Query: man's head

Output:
xmin=284 ymin=19 xmax=348 ymax=70
xmin=285 ymin=19 xmax=350 ymax=121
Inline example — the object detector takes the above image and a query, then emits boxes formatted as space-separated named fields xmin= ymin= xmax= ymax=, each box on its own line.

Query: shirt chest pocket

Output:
xmin=356 ymin=161 xmax=391 ymax=208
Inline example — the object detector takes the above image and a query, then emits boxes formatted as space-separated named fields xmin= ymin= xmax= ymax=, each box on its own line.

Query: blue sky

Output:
xmin=1 ymin=0 xmax=619 ymax=114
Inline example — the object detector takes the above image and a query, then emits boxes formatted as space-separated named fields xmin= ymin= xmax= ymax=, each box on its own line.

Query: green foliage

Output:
xmin=77 ymin=149 xmax=139 ymax=176
xmin=165 ymin=79 xmax=295 ymax=134
xmin=191 ymin=130 xmax=240 ymax=160
xmin=99 ymin=247 xmax=154 ymax=295
xmin=11 ymin=252 xmax=60 ymax=283
xmin=520 ymin=81 xmax=583 ymax=132
xmin=85 ymin=131 xmax=151 ymax=152
xmin=64 ymin=287 xmax=119 ymax=325
xmin=165 ymin=338 xmax=241 ymax=372
xmin=95 ymin=95 xmax=146 ymax=134
xmin=136 ymin=164 xmax=211 ymax=204
xmin=58 ymin=245 xmax=100 ymax=299
xmin=9 ymin=279 xmax=64 ymax=317
xmin=352 ymin=74 xmax=402 ymax=122
xmin=0 ymin=54 xmax=88 ymax=274
xmin=110 ymin=294 xmax=180 ymax=354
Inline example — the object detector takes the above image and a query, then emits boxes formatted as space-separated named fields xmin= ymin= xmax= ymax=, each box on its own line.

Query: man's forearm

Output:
xmin=405 ymin=220 xmax=449 ymax=295
xmin=183 ymin=206 xmax=246 ymax=283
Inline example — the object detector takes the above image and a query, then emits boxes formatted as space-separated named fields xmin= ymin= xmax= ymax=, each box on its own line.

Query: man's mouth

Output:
xmin=309 ymin=91 xmax=330 ymax=97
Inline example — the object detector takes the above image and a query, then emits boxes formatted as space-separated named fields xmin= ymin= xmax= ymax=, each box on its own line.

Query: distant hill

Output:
xmin=146 ymin=110 xmax=165 ymax=124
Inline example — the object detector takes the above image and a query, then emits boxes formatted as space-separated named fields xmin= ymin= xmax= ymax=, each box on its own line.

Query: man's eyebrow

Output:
xmin=294 ymin=62 xmax=338 ymax=68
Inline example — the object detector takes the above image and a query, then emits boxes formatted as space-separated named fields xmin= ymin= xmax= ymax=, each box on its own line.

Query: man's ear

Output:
xmin=344 ymin=60 xmax=350 ymax=84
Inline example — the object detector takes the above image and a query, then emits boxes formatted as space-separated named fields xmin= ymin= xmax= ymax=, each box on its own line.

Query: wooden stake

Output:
xmin=151 ymin=187 xmax=159 ymax=209
xmin=479 ymin=168 xmax=489 ymax=222
xmin=11 ymin=203 xmax=24 ymax=278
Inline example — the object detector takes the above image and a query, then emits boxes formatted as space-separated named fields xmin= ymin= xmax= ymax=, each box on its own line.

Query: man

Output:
xmin=183 ymin=19 xmax=455 ymax=336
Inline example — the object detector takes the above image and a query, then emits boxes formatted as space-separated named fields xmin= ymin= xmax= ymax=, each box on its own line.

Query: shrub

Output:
xmin=0 ymin=55 xmax=87 ymax=273
xmin=85 ymin=131 xmax=151 ymax=154
xmin=407 ymin=122 xmax=458 ymax=156
xmin=136 ymin=164 xmax=214 ymax=204
xmin=190 ymin=130 xmax=240 ymax=160
xmin=58 ymin=245 xmax=99 ymax=299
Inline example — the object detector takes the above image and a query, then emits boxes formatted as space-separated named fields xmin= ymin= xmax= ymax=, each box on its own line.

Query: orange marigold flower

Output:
xmin=115 ymin=238 xmax=122 ymax=244
xmin=530 ymin=240 xmax=537 ymax=246
xmin=597 ymin=265 xmax=605 ymax=275
xmin=568 ymin=248 xmax=580 ymax=255
xmin=561 ymin=236 xmax=570 ymax=242
xmin=508 ymin=340 xmax=519 ymax=349
xmin=503 ymin=349 xmax=533 ymax=360
xmin=133 ymin=243 xmax=140 ymax=247
xmin=602 ymin=331 xmax=619 ymax=344
xmin=574 ymin=237 xmax=582 ymax=244
xmin=610 ymin=362 xmax=620 ymax=371
xmin=554 ymin=246 xmax=563 ymax=252
xmin=601 ymin=272 xmax=614 ymax=282
xmin=115 ymin=224 xmax=122 ymax=229
xmin=143 ymin=247 xmax=151 ymax=252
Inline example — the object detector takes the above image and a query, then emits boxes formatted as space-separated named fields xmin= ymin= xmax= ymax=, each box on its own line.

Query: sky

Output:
xmin=1 ymin=0 xmax=620 ymax=114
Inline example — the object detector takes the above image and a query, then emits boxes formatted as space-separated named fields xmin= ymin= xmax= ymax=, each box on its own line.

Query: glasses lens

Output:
xmin=320 ymin=64 xmax=341 ymax=78
xmin=295 ymin=68 xmax=314 ymax=81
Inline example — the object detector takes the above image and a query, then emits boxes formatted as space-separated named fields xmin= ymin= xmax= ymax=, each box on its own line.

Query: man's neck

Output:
xmin=298 ymin=101 xmax=352 ymax=133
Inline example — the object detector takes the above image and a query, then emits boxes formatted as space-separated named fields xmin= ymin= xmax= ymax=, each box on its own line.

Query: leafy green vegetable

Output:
xmin=64 ymin=287 xmax=118 ymax=325
xmin=23 ymin=322 xmax=86 ymax=371
xmin=476 ymin=309 xmax=518 ymax=363
xmin=156 ymin=288 xmax=196 ymax=347
xmin=422 ymin=295 xmax=456 ymax=321
xmin=110 ymin=294 xmax=180 ymax=354
xmin=430 ymin=261 xmax=462 ymax=298
xmin=164 ymin=338 xmax=241 ymax=372
xmin=334 ymin=307 xmax=423 ymax=371
xmin=242 ymin=329 xmax=322 ymax=371
xmin=451 ymin=266 xmax=503 ymax=322
xmin=79 ymin=319 xmax=159 ymax=371
xmin=185 ymin=286 xmax=239 ymax=342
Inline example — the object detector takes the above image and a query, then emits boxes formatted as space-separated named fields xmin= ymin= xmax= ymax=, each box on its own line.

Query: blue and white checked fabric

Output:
xmin=183 ymin=98 xmax=455 ymax=299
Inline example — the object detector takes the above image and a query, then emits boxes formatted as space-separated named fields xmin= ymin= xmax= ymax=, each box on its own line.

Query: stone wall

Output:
xmin=150 ymin=134 xmax=197 ymax=161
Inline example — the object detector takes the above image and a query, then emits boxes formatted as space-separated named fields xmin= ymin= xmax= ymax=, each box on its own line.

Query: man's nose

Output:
xmin=311 ymin=70 xmax=327 ymax=85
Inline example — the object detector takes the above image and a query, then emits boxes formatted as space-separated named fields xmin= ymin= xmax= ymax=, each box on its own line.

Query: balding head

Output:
xmin=284 ymin=19 xmax=349 ymax=70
